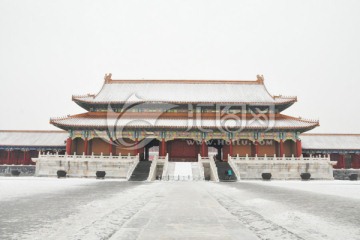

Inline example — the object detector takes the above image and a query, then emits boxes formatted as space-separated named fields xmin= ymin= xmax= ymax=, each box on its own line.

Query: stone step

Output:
xmin=129 ymin=161 xmax=152 ymax=181
xmin=215 ymin=161 xmax=237 ymax=182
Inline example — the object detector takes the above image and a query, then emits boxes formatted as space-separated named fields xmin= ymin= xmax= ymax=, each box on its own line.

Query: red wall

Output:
xmin=167 ymin=139 xmax=199 ymax=161
xmin=0 ymin=149 xmax=38 ymax=165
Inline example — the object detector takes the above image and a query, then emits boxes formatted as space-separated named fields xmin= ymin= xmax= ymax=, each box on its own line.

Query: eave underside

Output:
xmin=73 ymin=99 xmax=297 ymax=113
xmin=51 ymin=112 xmax=319 ymax=133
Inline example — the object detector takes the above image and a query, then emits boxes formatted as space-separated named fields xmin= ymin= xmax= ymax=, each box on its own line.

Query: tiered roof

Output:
xmin=52 ymin=74 xmax=317 ymax=133
xmin=73 ymin=76 xmax=297 ymax=111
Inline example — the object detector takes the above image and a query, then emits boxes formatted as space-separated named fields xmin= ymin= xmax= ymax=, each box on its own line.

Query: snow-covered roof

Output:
xmin=301 ymin=134 xmax=360 ymax=150
xmin=51 ymin=113 xmax=318 ymax=131
xmin=72 ymin=79 xmax=296 ymax=105
xmin=0 ymin=131 xmax=68 ymax=147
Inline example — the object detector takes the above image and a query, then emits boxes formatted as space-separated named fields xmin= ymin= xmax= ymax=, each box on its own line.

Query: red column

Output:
xmin=7 ymin=150 xmax=10 ymax=165
xmin=253 ymin=141 xmax=259 ymax=156
xmin=135 ymin=138 xmax=139 ymax=155
xmin=351 ymin=154 xmax=360 ymax=169
xmin=23 ymin=151 xmax=27 ymax=165
xmin=201 ymin=140 xmax=205 ymax=156
xmin=337 ymin=154 xmax=345 ymax=169
xmin=12 ymin=150 xmax=15 ymax=164
xmin=84 ymin=138 xmax=89 ymax=155
xmin=351 ymin=154 xmax=356 ymax=169
xmin=159 ymin=139 xmax=162 ymax=156
xmin=229 ymin=139 xmax=233 ymax=157
xmin=201 ymin=139 xmax=208 ymax=157
xmin=26 ymin=151 xmax=32 ymax=165
xmin=279 ymin=139 xmax=284 ymax=157
xmin=66 ymin=137 xmax=72 ymax=155
xmin=296 ymin=139 xmax=302 ymax=157
xmin=160 ymin=138 xmax=166 ymax=156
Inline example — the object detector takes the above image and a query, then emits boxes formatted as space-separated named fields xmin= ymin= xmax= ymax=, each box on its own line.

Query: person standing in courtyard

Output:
xmin=227 ymin=169 xmax=233 ymax=180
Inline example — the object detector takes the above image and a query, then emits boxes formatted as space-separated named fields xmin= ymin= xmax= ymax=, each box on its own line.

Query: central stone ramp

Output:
xmin=191 ymin=162 xmax=202 ymax=180
xmin=174 ymin=162 xmax=193 ymax=180
xmin=165 ymin=162 xmax=203 ymax=181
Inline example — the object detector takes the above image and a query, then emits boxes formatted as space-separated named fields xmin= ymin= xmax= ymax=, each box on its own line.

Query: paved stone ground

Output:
xmin=1 ymin=180 xmax=360 ymax=240
xmin=211 ymin=182 xmax=360 ymax=240
xmin=0 ymin=181 xmax=139 ymax=239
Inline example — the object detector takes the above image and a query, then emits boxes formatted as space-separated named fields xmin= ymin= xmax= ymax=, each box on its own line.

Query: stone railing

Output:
xmin=228 ymin=154 xmax=335 ymax=180
xmin=32 ymin=152 xmax=140 ymax=178
xmin=227 ymin=154 xmax=241 ymax=181
xmin=126 ymin=154 xmax=140 ymax=180
xmin=198 ymin=154 xmax=219 ymax=182
xmin=33 ymin=152 xmax=138 ymax=163
xmin=229 ymin=154 xmax=333 ymax=162
xmin=147 ymin=155 xmax=163 ymax=182
xmin=147 ymin=155 xmax=158 ymax=181
xmin=161 ymin=154 xmax=169 ymax=180
xmin=198 ymin=159 xmax=205 ymax=181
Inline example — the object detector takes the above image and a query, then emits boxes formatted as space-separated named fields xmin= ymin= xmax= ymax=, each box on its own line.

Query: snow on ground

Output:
xmin=244 ymin=180 xmax=360 ymax=200
xmin=1 ymin=178 xmax=360 ymax=239
xmin=2 ymin=181 xmax=258 ymax=240
xmin=0 ymin=177 xmax=125 ymax=202
xmin=19 ymin=182 xmax=163 ymax=240
xmin=210 ymin=182 xmax=360 ymax=240
xmin=174 ymin=162 xmax=193 ymax=178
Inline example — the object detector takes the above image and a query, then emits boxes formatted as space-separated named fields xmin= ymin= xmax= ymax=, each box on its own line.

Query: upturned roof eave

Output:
xmin=51 ymin=122 xmax=318 ymax=132
xmin=0 ymin=144 xmax=66 ymax=148
xmin=72 ymin=98 xmax=298 ymax=113
xmin=72 ymin=97 xmax=297 ymax=105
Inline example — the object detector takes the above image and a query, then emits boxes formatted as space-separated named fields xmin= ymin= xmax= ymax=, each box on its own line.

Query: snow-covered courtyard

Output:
xmin=0 ymin=178 xmax=360 ymax=240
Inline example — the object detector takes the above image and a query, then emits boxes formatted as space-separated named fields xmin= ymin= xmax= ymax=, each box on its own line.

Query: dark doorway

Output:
xmin=142 ymin=138 xmax=160 ymax=161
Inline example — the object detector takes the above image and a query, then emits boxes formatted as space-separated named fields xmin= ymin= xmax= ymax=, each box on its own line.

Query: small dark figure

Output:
xmin=227 ymin=169 xmax=233 ymax=180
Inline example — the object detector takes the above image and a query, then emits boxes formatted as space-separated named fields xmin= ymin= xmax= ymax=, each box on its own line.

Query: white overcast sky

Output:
xmin=0 ymin=0 xmax=359 ymax=133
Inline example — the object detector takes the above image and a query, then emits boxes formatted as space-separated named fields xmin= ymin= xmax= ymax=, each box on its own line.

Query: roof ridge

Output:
xmin=278 ymin=114 xmax=319 ymax=124
xmin=0 ymin=130 xmax=67 ymax=133
xmin=302 ymin=133 xmax=360 ymax=136
xmin=72 ymin=94 xmax=95 ymax=99
xmin=273 ymin=95 xmax=297 ymax=99
xmin=72 ymin=99 xmax=295 ymax=105
xmin=52 ymin=112 xmax=319 ymax=121
xmin=105 ymin=79 xmax=263 ymax=84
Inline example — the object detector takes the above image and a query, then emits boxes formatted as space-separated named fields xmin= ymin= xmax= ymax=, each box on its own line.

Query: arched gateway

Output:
xmin=30 ymin=74 xmax=332 ymax=180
